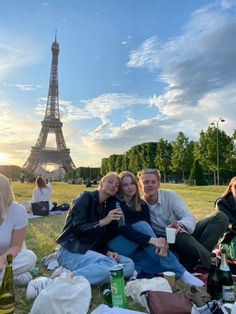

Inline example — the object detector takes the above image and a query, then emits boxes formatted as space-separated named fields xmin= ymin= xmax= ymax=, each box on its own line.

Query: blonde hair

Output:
xmin=98 ymin=171 xmax=120 ymax=190
xmin=137 ymin=168 xmax=161 ymax=182
xmin=222 ymin=176 xmax=236 ymax=197
xmin=118 ymin=171 xmax=141 ymax=211
xmin=0 ymin=174 xmax=14 ymax=218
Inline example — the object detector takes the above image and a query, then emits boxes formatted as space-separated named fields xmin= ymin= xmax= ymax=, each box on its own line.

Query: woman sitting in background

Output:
xmin=0 ymin=174 xmax=37 ymax=286
xmin=108 ymin=171 xmax=204 ymax=286
xmin=216 ymin=176 xmax=236 ymax=230
xmin=32 ymin=176 xmax=53 ymax=211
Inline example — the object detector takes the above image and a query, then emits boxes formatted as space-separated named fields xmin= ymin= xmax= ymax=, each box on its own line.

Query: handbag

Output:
xmin=31 ymin=201 xmax=49 ymax=216
xmin=146 ymin=290 xmax=192 ymax=314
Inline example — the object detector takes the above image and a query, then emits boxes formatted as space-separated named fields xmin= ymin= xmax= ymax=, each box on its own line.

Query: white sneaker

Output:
xmin=50 ymin=266 xmax=71 ymax=279
xmin=26 ymin=276 xmax=52 ymax=301
xmin=15 ymin=272 xmax=32 ymax=287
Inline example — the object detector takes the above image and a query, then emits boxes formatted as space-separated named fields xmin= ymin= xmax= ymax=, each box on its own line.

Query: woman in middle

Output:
xmin=108 ymin=171 xmax=204 ymax=286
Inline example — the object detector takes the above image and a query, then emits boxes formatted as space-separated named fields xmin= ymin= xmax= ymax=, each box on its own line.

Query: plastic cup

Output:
xmin=165 ymin=227 xmax=176 ymax=244
xmin=163 ymin=271 xmax=175 ymax=288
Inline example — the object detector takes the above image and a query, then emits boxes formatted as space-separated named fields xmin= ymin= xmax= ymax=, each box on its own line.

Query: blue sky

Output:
xmin=0 ymin=0 xmax=236 ymax=167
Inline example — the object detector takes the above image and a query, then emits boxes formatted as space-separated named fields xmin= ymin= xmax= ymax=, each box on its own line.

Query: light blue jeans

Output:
xmin=108 ymin=221 xmax=185 ymax=278
xmin=57 ymin=246 xmax=135 ymax=285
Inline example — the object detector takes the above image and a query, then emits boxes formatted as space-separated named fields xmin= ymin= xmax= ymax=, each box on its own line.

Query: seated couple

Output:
xmin=54 ymin=170 xmax=228 ymax=286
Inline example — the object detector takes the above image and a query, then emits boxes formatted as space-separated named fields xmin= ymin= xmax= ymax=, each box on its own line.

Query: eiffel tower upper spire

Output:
xmin=23 ymin=35 xmax=76 ymax=173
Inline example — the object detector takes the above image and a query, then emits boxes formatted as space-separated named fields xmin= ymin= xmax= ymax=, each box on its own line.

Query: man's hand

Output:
xmin=167 ymin=220 xmax=185 ymax=234
xmin=106 ymin=250 xmax=119 ymax=262
xmin=99 ymin=209 xmax=122 ymax=226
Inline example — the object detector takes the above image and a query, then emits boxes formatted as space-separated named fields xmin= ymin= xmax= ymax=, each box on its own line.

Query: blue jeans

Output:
xmin=57 ymin=246 xmax=135 ymax=285
xmin=108 ymin=221 xmax=185 ymax=278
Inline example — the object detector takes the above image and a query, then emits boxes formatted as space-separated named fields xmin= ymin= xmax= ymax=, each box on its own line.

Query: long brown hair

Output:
xmin=118 ymin=171 xmax=141 ymax=211
xmin=222 ymin=176 xmax=236 ymax=197
xmin=35 ymin=176 xmax=47 ymax=190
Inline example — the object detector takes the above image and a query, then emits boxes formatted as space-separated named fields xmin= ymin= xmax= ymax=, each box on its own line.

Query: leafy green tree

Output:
xmin=128 ymin=144 xmax=143 ymax=174
xmin=195 ymin=127 xmax=234 ymax=183
xmin=170 ymin=132 xmax=194 ymax=181
xmin=189 ymin=159 xmax=207 ymax=185
xmin=155 ymin=138 xmax=172 ymax=182
xmin=100 ymin=158 xmax=109 ymax=176
xmin=141 ymin=142 xmax=157 ymax=169
xmin=115 ymin=155 xmax=124 ymax=173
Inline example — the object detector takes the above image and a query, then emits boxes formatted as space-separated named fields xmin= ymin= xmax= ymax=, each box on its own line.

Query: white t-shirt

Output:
xmin=0 ymin=202 xmax=28 ymax=255
xmin=32 ymin=186 xmax=53 ymax=210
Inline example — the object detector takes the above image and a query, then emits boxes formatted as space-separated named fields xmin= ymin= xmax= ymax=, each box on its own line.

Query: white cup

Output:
xmin=165 ymin=227 xmax=176 ymax=244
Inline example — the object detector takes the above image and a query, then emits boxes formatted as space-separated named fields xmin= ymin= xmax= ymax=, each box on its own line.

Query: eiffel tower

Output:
xmin=23 ymin=35 xmax=76 ymax=173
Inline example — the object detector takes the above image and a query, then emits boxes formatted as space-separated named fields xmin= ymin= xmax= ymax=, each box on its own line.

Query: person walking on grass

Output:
xmin=137 ymin=169 xmax=229 ymax=271
xmin=53 ymin=172 xmax=135 ymax=285
xmin=107 ymin=171 xmax=204 ymax=286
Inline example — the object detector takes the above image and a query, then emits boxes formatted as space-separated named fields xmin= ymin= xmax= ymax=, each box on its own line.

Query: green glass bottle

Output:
xmin=0 ymin=254 xmax=15 ymax=313
xmin=207 ymin=253 xmax=222 ymax=300
xmin=218 ymin=249 xmax=234 ymax=303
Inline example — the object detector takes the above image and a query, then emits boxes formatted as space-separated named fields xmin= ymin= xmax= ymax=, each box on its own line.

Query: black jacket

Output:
xmin=56 ymin=190 xmax=151 ymax=254
xmin=216 ymin=194 xmax=236 ymax=231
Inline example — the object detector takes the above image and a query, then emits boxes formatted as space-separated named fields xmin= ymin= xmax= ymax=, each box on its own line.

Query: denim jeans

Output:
xmin=57 ymin=246 xmax=135 ymax=285
xmin=108 ymin=221 xmax=185 ymax=278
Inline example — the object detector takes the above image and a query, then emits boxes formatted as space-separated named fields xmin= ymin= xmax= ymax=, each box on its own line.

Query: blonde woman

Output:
xmin=108 ymin=171 xmax=204 ymax=286
xmin=54 ymin=172 xmax=135 ymax=285
xmin=0 ymin=174 xmax=37 ymax=286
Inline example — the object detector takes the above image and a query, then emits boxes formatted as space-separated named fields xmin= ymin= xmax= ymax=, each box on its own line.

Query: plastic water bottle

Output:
xmin=116 ymin=201 xmax=125 ymax=227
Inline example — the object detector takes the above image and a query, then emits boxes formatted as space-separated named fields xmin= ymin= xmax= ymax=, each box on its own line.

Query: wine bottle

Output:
xmin=116 ymin=201 xmax=125 ymax=227
xmin=0 ymin=254 xmax=15 ymax=313
xmin=207 ymin=253 xmax=222 ymax=300
xmin=218 ymin=249 xmax=234 ymax=302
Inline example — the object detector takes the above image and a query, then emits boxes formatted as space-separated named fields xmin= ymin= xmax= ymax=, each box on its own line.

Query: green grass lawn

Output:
xmin=12 ymin=181 xmax=226 ymax=313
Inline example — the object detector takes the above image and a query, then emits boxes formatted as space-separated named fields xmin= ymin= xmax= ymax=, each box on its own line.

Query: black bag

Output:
xmin=31 ymin=201 xmax=49 ymax=216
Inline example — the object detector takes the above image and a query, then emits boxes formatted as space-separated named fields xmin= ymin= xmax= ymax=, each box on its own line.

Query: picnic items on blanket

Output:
xmin=0 ymin=254 xmax=15 ymax=314
xmin=125 ymin=277 xmax=172 ymax=310
xmin=145 ymin=290 xmax=193 ymax=314
xmin=29 ymin=273 xmax=91 ymax=314
xmin=110 ymin=265 xmax=127 ymax=308
xmin=218 ymin=249 xmax=235 ymax=302
xmin=91 ymin=304 xmax=146 ymax=314
xmin=207 ymin=253 xmax=222 ymax=300
xmin=31 ymin=201 xmax=49 ymax=216
xmin=26 ymin=276 xmax=53 ymax=301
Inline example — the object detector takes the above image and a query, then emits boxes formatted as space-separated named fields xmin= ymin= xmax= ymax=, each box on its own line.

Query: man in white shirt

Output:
xmin=137 ymin=169 xmax=229 ymax=270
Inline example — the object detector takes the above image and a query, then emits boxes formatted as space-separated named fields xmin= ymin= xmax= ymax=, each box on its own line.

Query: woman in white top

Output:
xmin=32 ymin=176 xmax=53 ymax=210
xmin=0 ymin=174 xmax=37 ymax=286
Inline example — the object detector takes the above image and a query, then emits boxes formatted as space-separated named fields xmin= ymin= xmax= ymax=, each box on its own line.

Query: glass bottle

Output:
xmin=0 ymin=254 xmax=15 ymax=313
xmin=218 ymin=249 xmax=234 ymax=303
xmin=103 ymin=288 xmax=112 ymax=306
xmin=207 ymin=253 xmax=222 ymax=300
xmin=116 ymin=201 xmax=125 ymax=227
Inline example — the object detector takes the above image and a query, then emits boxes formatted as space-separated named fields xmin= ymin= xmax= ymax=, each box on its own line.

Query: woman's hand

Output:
xmin=0 ymin=255 xmax=6 ymax=272
xmin=149 ymin=237 xmax=169 ymax=256
xmin=106 ymin=250 xmax=119 ymax=262
xmin=99 ymin=209 xmax=122 ymax=226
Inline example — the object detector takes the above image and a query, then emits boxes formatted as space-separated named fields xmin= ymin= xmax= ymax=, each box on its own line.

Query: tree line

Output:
xmin=100 ymin=128 xmax=236 ymax=185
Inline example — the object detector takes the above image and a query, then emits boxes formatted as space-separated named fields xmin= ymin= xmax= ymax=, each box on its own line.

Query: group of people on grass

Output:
xmin=0 ymin=171 xmax=236 ymax=291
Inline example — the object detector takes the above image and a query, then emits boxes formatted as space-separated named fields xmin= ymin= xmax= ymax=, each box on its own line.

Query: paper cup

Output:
xmin=163 ymin=271 xmax=175 ymax=288
xmin=165 ymin=227 xmax=176 ymax=244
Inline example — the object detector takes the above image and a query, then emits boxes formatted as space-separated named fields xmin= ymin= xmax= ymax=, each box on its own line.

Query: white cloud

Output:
xmin=0 ymin=29 xmax=41 ymax=78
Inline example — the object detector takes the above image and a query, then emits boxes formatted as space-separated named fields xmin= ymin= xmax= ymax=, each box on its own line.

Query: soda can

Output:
xmin=109 ymin=265 xmax=127 ymax=308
